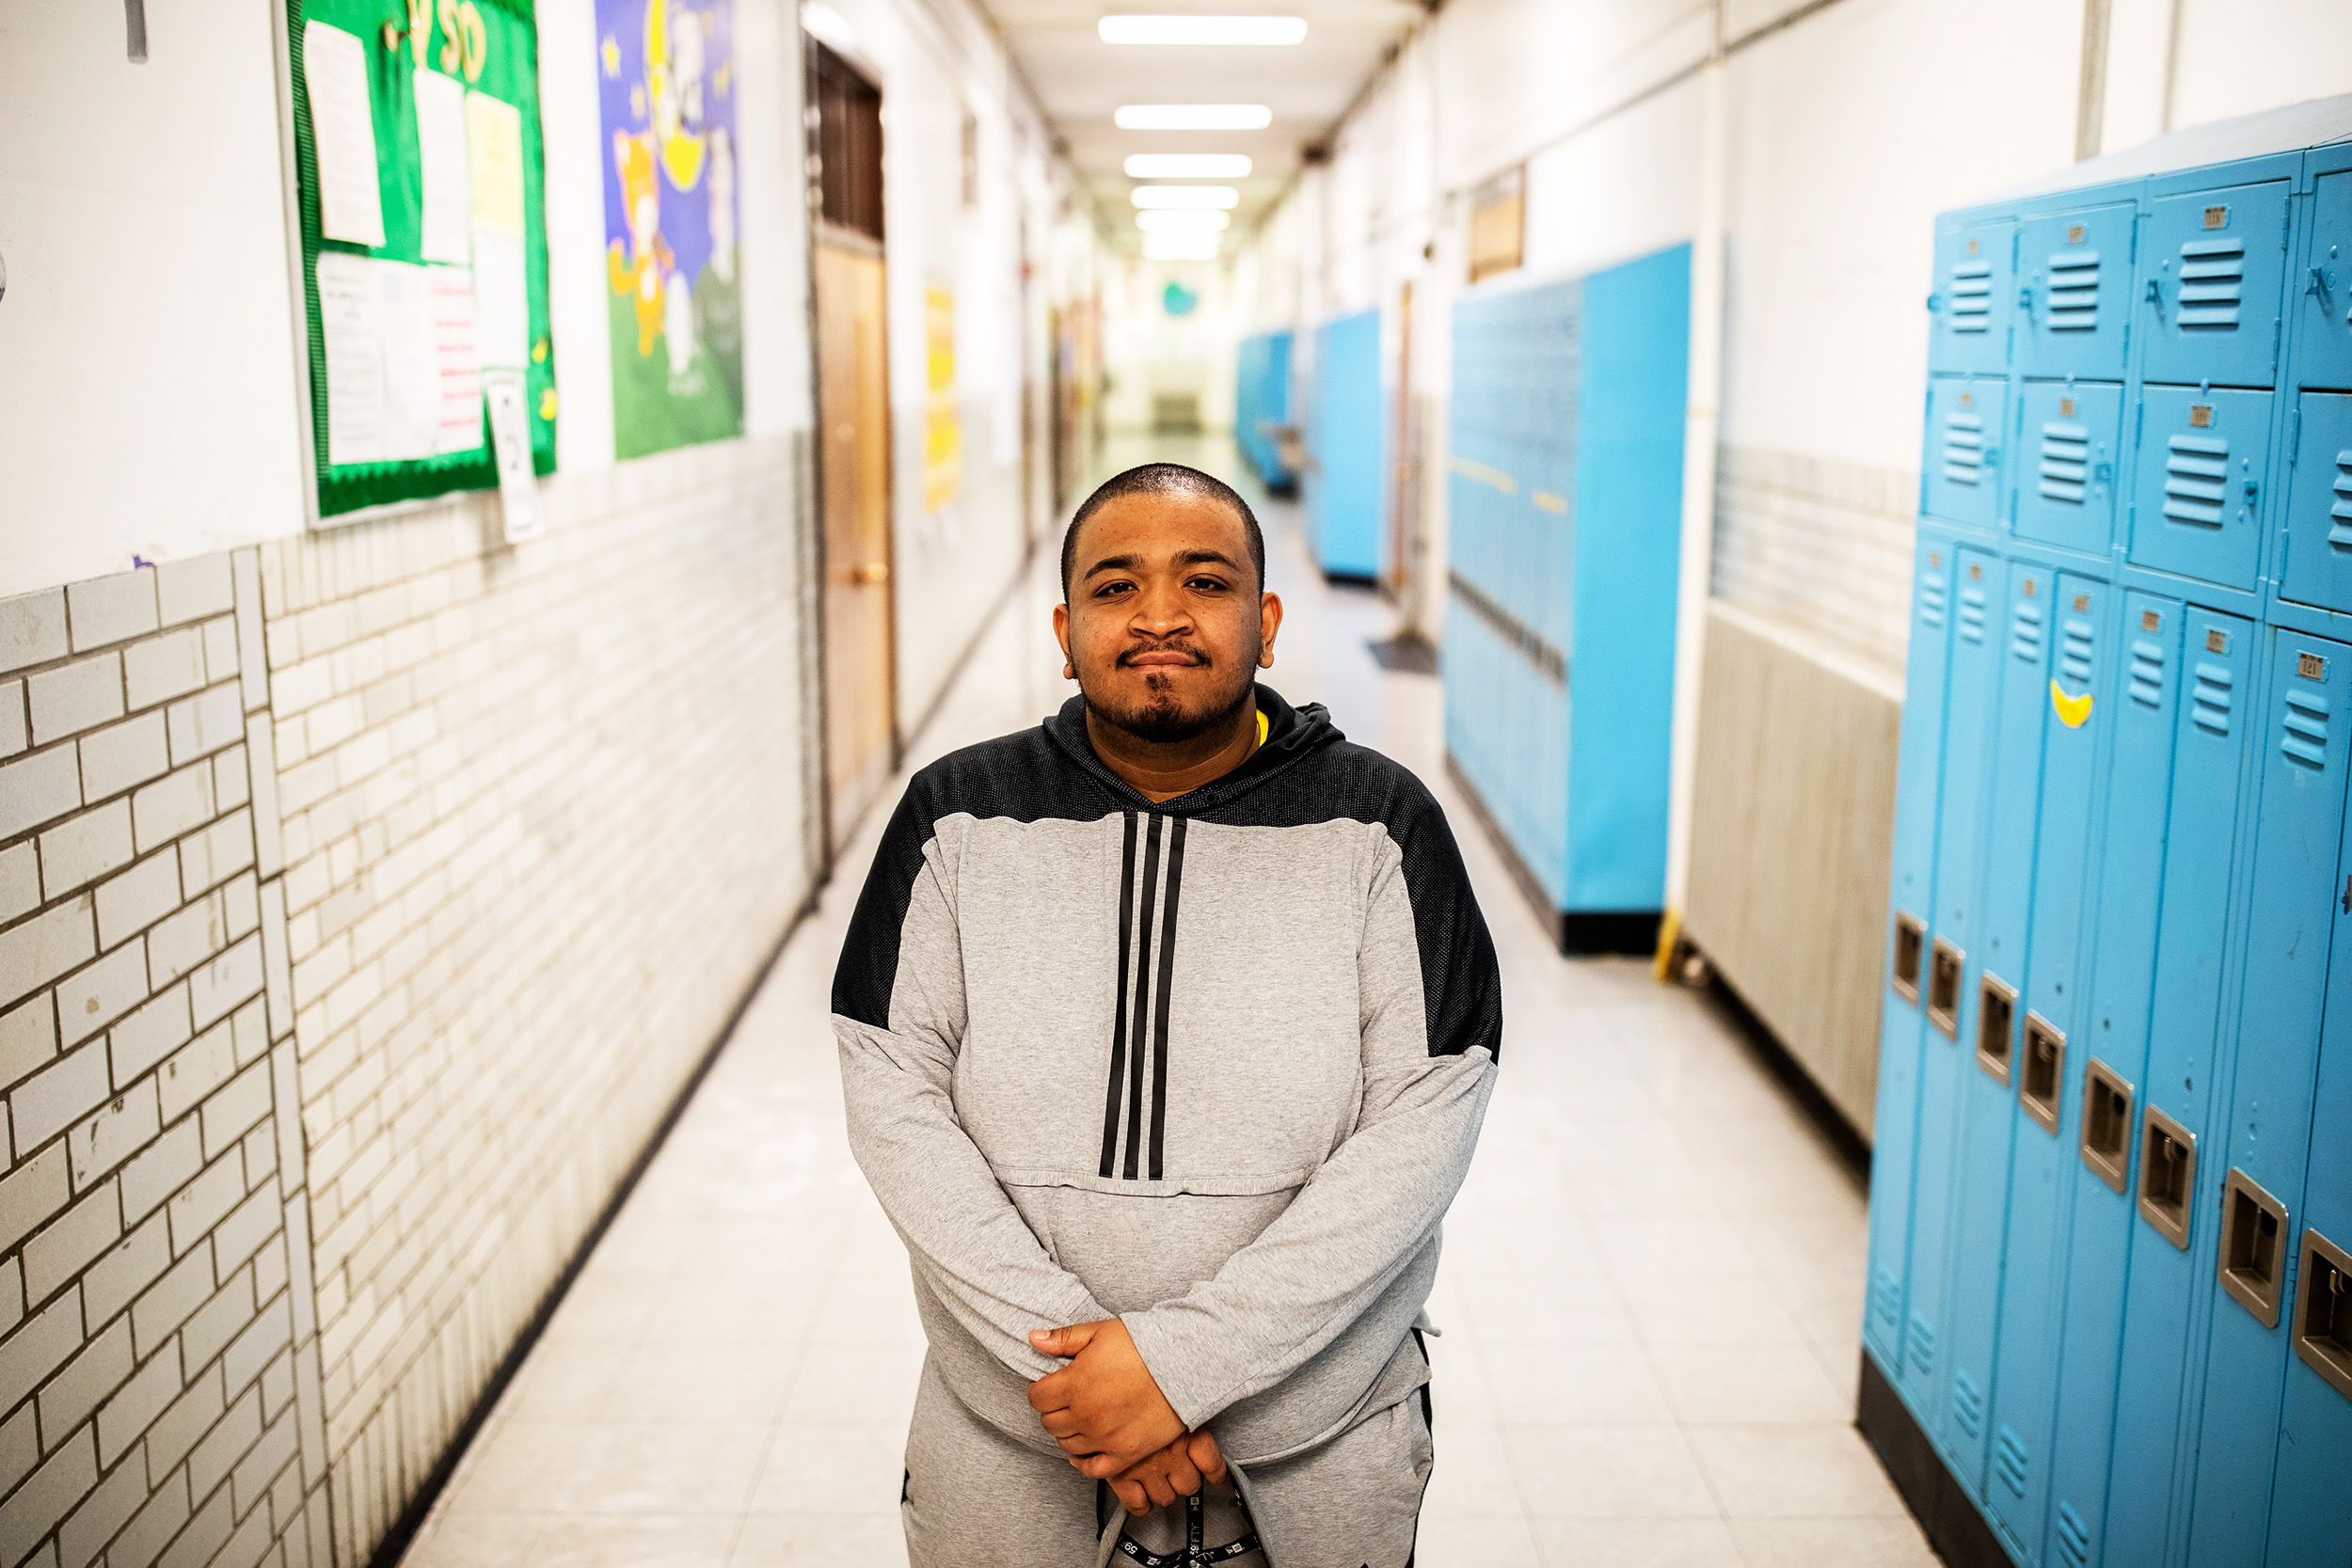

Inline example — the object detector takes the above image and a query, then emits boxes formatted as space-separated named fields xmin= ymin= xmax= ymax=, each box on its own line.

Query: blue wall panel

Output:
xmin=1566 ymin=242 xmax=1687 ymax=911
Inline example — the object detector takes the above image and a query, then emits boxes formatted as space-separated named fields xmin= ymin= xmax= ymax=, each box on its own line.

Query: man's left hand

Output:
xmin=1026 ymin=1319 xmax=1185 ymax=1477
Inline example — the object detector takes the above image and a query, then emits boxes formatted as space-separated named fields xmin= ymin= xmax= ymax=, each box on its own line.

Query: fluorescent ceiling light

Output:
xmin=1136 ymin=210 xmax=1232 ymax=232
xmin=1132 ymin=184 xmax=1239 ymax=209
xmin=1124 ymin=153 xmax=1253 ymax=179
xmin=1100 ymin=15 xmax=1306 ymax=46
xmin=1144 ymin=234 xmax=1222 ymax=261
xmin=1115 ymin=104 xmax=1272 ymax=131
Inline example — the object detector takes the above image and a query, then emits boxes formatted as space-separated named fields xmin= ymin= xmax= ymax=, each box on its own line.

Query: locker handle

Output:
xmin=2218 ymin=1167 xmax=2290 ymax=1329
xmin=2137 ymin=1107 xmax=2197 ymax=1250
xmin=2294 ymin=1228 xmax=2352 ymax=1403
xmin=2145 ymin=277 xmax=2166 ymax=320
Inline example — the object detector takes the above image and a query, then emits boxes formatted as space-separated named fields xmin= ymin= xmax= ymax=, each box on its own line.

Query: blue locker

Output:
xmin=1308 ymin=309 xmax=1387 ymax=578
xmin=1867 ymin=532 xmax=1961 ymax=1365
xmin=1931 ymin=217 xmax=2017 ymax=375
xmin=2184 ymin=628 xmax=2352 ymax=1568
xmin=2015 ymin=381 xmax=2124 ymax=554
xmin=2279 ymin=391 xmax=2352 ymax=612
xmin=2101 ymin=608 xmax=2254 ymax=1568
xmin=2127 ymin=385 xmax=2274 ymax=591
xmin=2296 ymin=166 xmax=2351 ymax=392
xmin=1902 ymin=545 xmax=2003 ymax=1415
xmin=1986 ymin=574 xmax=2114 ymax=1553
xmin=1926 ymin=376 xmax=2011 ymax=528
xmin=2140 ymin=179 xmax=2292 ymax=390
xmin=2263 ymin=932 xmax=2352 ymax=1562
xmin=1938 ymin=557 xmax=2055 ymax=1488
xmin=2042 ymin=591 xmax=2184 ymax=1568
xmin=2019 ymin=201 xmax=2137 ymax=382
xmin=1233 ymin=330 xmax=1295 ymax=486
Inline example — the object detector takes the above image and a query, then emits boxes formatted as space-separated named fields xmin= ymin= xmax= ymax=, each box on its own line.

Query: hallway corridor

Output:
xmin=398 ymin=445 xmax=1931 ymax=1568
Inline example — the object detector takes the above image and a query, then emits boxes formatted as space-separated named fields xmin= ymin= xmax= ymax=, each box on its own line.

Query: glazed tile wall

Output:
xmin=0 ymin=433 xmax=821 ymax=1568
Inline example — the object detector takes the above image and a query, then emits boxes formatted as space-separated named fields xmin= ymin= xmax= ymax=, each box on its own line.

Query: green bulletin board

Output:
xmin=286 ymin=0 xmax=557 ymax=518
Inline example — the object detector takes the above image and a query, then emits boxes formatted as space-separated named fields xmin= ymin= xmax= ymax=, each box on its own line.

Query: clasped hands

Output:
xmin=1027 ymin=1319 xmax=1227 ymax=1517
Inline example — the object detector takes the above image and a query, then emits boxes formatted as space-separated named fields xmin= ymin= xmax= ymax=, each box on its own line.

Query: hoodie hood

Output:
xmin=1042 ymin=682 xmax=1344 ymax=816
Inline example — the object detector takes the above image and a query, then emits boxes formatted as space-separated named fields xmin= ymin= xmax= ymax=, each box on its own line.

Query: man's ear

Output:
xmin=1257 ymin=592 xmax=1283 ymax=669
xmin=1052 ymin=600 xmax=1075 ymax=680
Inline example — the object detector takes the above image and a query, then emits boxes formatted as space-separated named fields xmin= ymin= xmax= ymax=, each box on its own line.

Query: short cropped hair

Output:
xmin=1060 ymin=464 xmax=1266 ymax=601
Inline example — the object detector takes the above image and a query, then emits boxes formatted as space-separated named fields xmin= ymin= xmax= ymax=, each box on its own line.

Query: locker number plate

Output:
xmin=2204 ymin=205 xmax=2228 ymax=229
xmin=2302 ymin=652 xmax=2328 ymax=681
xmin=2209 ymin=629 xmax=2229 ymax=654
xmin=2191 ymin=404 xmax=2214 ymax=428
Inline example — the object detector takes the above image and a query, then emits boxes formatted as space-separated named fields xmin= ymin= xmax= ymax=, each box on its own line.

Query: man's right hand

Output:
xmin=1105 ymin=1429 xmax=1228 ymax=1516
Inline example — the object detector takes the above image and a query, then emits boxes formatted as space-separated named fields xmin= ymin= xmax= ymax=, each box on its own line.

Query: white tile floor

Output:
xmin=403 ymin=442 xmax=1935 ymax=1567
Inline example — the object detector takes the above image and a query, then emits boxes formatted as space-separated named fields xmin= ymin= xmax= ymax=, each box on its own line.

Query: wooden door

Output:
xmin=815 ymin=233 xmax=896 ymax=842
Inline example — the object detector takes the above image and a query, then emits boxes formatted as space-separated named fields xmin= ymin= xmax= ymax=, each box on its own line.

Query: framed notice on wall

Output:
xmin=284 ymin=0 xmax=557 ymax=519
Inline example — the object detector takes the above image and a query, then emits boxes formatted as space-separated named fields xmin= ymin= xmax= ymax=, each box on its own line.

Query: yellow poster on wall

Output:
xmin=924 ymin=286 xmax=961 ymax=512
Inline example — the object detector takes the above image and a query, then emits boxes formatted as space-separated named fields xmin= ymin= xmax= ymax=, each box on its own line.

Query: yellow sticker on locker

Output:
xmin=2051 ymin=680 xmax=2093 ymax=729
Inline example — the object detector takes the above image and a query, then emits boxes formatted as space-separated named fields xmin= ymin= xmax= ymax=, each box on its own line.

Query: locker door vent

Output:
xmin=1919 ymin=567 xmax=1949 ymax=628
xmin=1869 ymin=1266 xmax=1902 ymax=1333
xmin=2080 ymin=1058 xmax=2134 ymax=1194
xmin=2129 ymin=639 xmax=2166 ymax=707
xmin=2329 ymin=450 xmax=2352 ymax=550
xmin=2137 ymin=1107 xmax=2197 ymax=1249
xmin=2012 ymin=600 xmax=2046 ymax=664
xmin=2046 ymin=250 xmax=2100 ymax=332
xmin=2060 ymin=616 xmax=2094 ymax=684
xmin=1944 ymin=408 xmax=1988 ymax=484
xmin=2176 ymin=236 xmax=2245 ymax=329
xmin=2192 ymin=660 xmax=2233 ymax=734
xmin=2039 ymin=419 xmax=2091 ymax=503
xmin=2054 ymin=1501 xmax=2093 ymax=1568
xmin=2022 ymin=1013 xmax=2066 ymax=1133
xmin=2281 ymin=686 xmax=2330 ymax=769
xmin=1976 ymin=973 xmax=2016 ymax=1083
xmin=1929 ymin=938 xmax=1964 ymax=1039
xmin=2164 ymin=433 xmax=2230 ymax=528
xmin=1959 ymin=585 xmax=1988 ymax=645
xmin=1994 ymin=1424 xmax=2029 ymax=1497
xmin=1907 ymin=1313 xmax=1936 ymax=1378
xmin=1951 ymin=1369 xmax=1985 ymax=1436
xmin=2293 ymin=1228 xmax=2352 ymax=1403
xmin=1950 ymin=258 xmax=1994 ymax=333
xmin=2218 ymin=1166 xmax=2289 ymax=1328
xmin=1892 ymin=911 xmax=1925 ymax=1003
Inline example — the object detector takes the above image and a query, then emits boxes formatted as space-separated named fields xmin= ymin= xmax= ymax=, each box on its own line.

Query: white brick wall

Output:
xmin=0 ymin=556 xmax=329 ymax=1568
xmin=1708 ymin=444 xmax=1919 ymax=679
xmin=1 ymin=433 xmax=821 ymax=1567
xmin=262 ymin=437 xmax=816 ymax=1564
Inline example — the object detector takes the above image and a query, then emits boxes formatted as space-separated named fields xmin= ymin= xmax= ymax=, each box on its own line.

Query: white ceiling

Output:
xmin=977 ymin=1 xmax=1424 ymax=245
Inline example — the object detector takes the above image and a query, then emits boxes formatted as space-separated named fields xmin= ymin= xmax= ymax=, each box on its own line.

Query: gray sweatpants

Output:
xmin=900 ymin=1357 xmax=1435 ymax=1568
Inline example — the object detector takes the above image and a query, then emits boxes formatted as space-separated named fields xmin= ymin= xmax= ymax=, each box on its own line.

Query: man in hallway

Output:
xmin=833 ymin=463 xmax=1502 ymax=1567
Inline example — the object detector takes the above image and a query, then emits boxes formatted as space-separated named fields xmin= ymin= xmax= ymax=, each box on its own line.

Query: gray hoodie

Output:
xmin=833 ymin=686 xmax=1502 ymax=1467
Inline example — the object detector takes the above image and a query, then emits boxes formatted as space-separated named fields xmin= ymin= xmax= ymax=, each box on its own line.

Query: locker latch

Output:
xmin=2340 ymin=873 xmax=2349 ymax=915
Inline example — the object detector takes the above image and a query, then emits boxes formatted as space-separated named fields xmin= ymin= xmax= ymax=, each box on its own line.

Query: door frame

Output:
xmin=802 ymin=29 xmax=900 ymax=864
